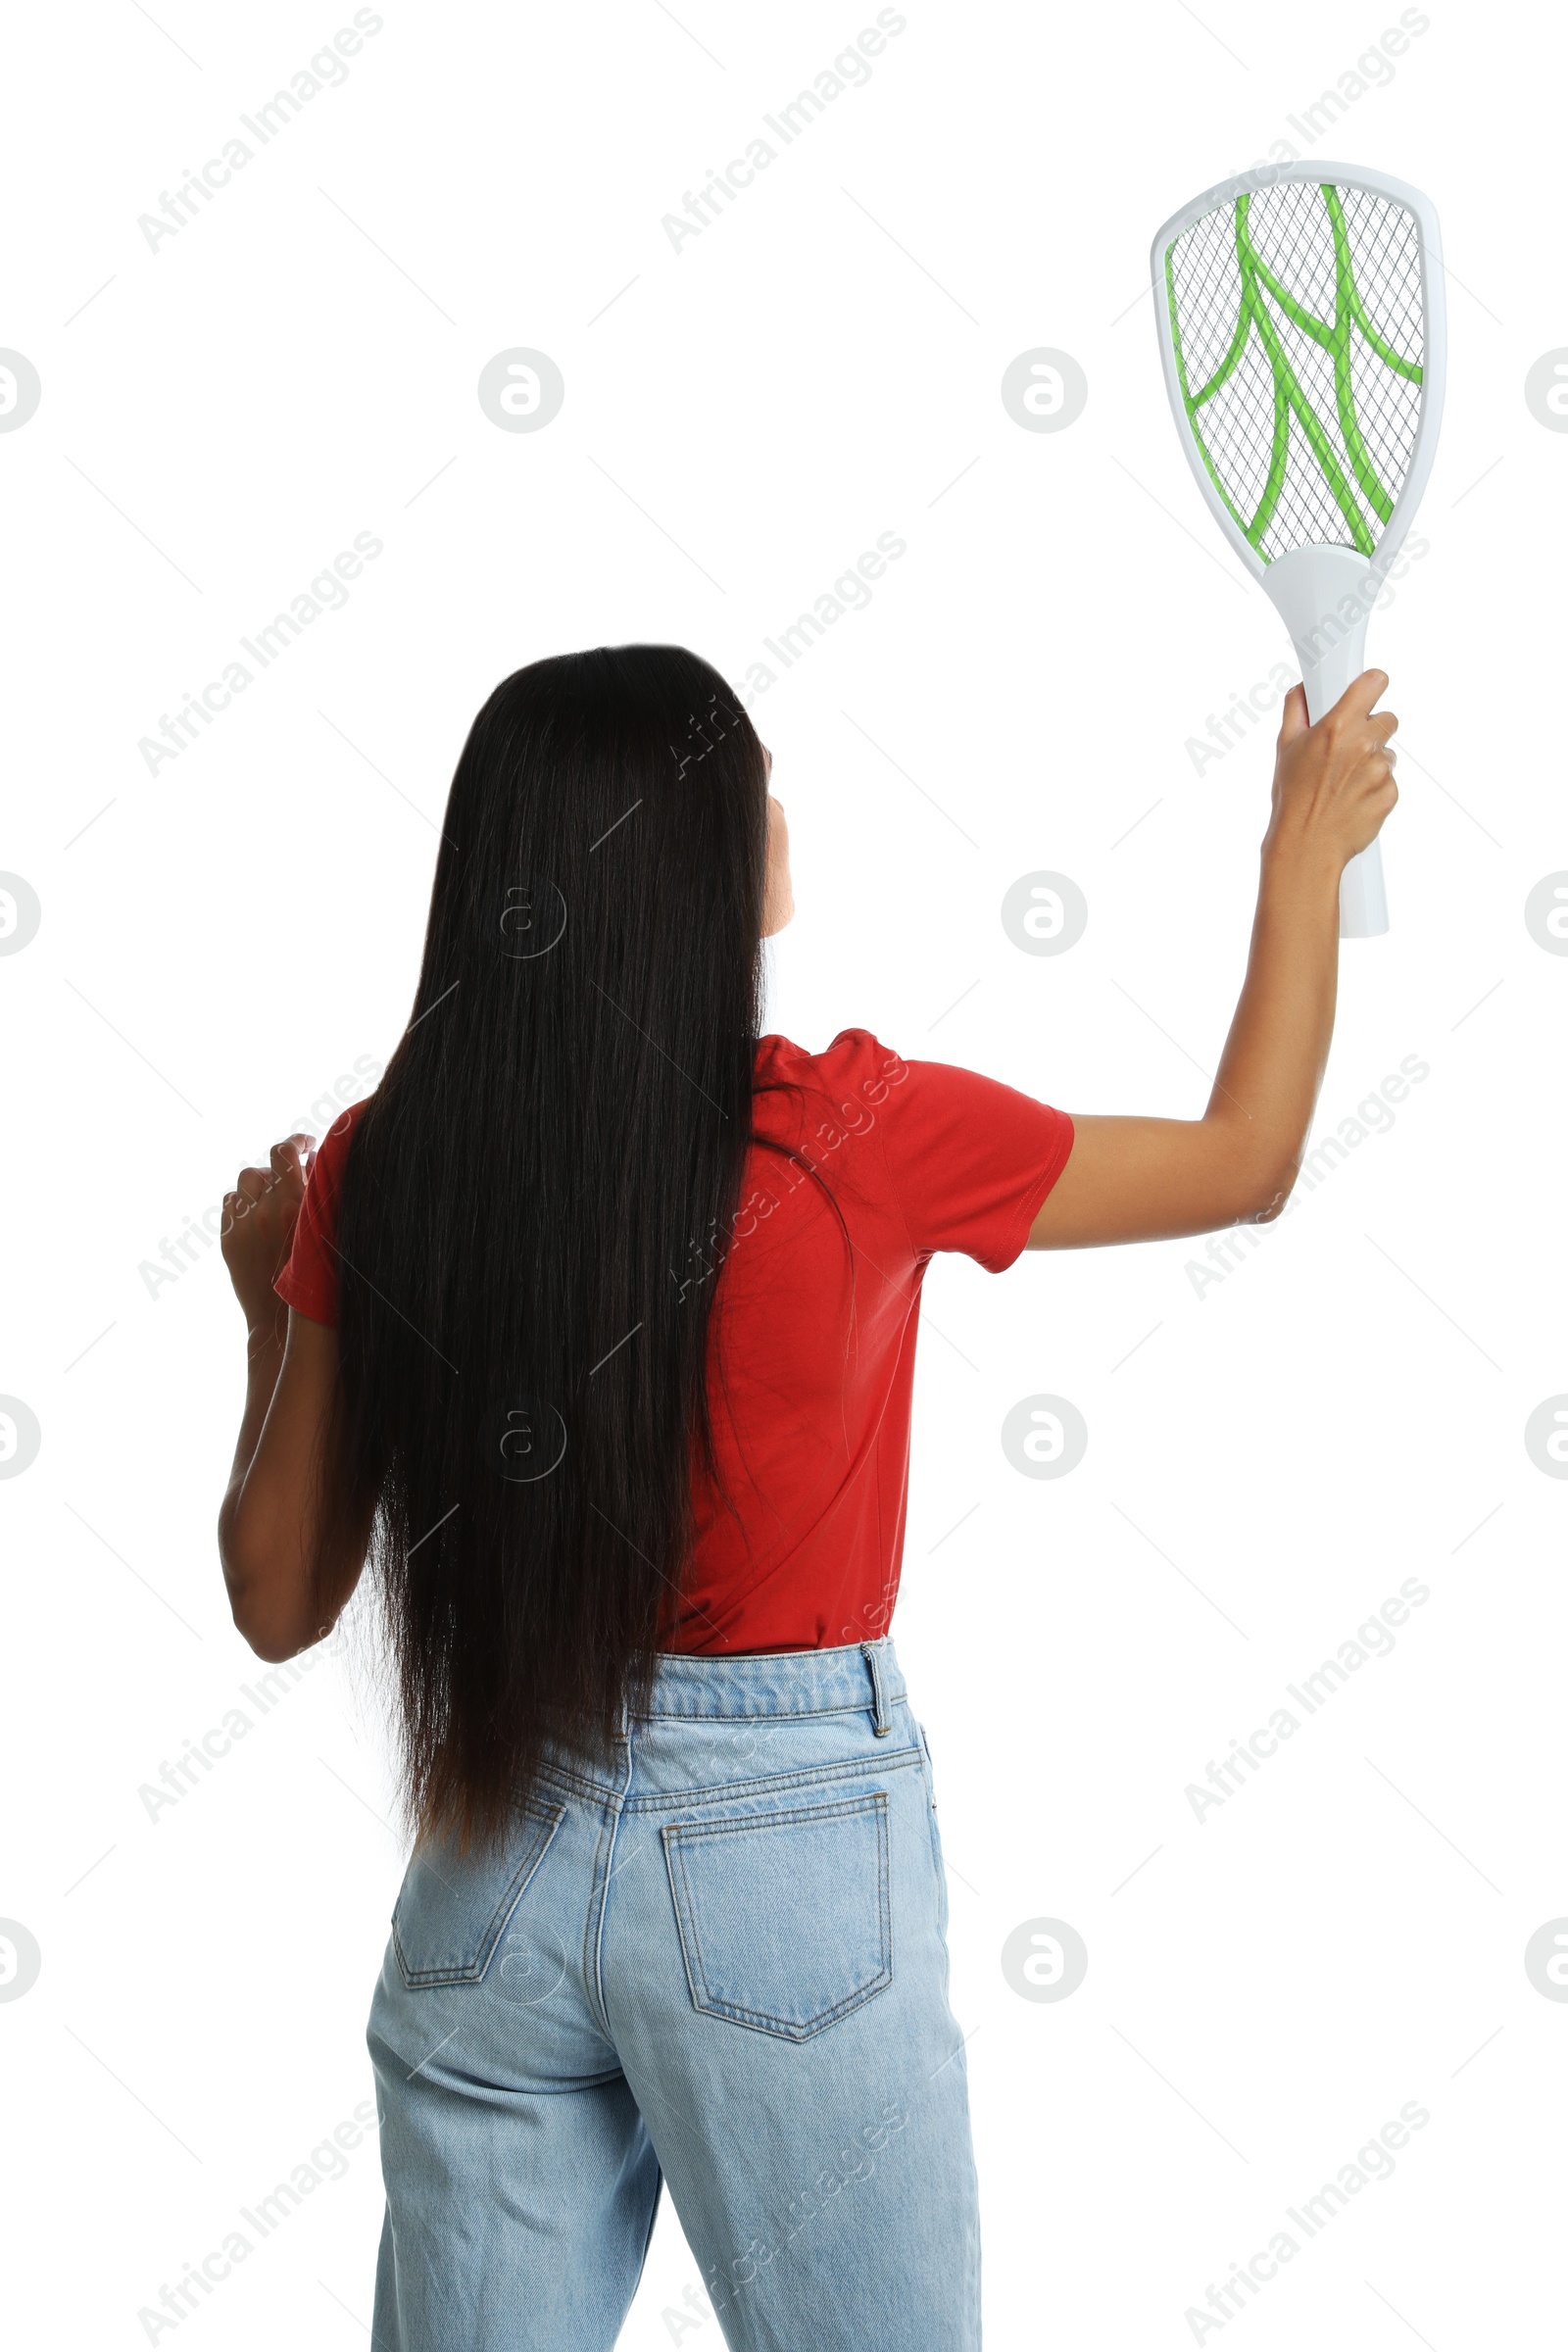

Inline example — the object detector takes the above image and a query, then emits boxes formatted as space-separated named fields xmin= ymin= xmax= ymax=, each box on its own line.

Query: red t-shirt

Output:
xmin=275 ymin=1028 xmax=1073 ymax=1654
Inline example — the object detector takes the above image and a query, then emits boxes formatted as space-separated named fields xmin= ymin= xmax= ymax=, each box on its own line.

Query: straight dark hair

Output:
xmin=312 ymin=645 xmax=784 ymax=1854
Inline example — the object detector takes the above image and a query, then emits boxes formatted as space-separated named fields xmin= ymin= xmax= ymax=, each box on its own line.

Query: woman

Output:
xmin=218 ymin=643 xmax=1396 ymax=2349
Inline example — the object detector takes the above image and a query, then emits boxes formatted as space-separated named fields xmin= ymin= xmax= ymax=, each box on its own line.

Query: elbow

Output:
xmin=219 ymin=1518 xmax=311 ymax=1664
xmin=230 ymin=1586 xmax=327 ymax=1664
xmin=1198 ymin=1116 xmax=1304 ymax=1232
xmin=223 ymin=1565 xmax=298 ymax=1663
xmin=232 ymin=1603 xmax=306 ymax=1665
xmin=1240 ymin=1156 xmax=1300 ymax=1225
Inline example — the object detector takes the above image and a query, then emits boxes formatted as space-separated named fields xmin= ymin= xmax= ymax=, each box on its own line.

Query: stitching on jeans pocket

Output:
xmin=662 ymin=1792 xmax=892 ymax=2042
xmin=392 ymin=1799 xmax=565 ymax=1988
xmin=622 ymin=1744 xmax=920 ymax=1813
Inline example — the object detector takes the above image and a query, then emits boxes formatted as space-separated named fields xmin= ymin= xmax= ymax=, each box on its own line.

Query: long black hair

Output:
xmin=314 ymin=646 xmax=775 ymax=1853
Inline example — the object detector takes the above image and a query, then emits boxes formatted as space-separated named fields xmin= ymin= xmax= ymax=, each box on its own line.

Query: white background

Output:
xmin=4 ymin=1 xmax=1564 ymax=2343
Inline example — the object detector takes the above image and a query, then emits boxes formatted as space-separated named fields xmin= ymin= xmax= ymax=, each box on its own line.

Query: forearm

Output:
xmin=1203 ymin=832 xmax=1342 ymax=1200
xmin=219 ymin=1140 xmax=368 ymax=1661
xmin=217 ymin=1301 xmax=287 ymax=1601
xmin=1028 ymin=842 xmax=1342 ymax=1248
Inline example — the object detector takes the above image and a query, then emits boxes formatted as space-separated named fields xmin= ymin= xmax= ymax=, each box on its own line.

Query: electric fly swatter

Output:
xmin=1152 ymin=163 xmax=1445 ymax=936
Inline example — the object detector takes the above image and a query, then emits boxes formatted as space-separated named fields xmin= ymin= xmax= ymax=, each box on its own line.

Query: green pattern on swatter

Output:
xmin=1164 ymin=181 xmax=1424 ymax=564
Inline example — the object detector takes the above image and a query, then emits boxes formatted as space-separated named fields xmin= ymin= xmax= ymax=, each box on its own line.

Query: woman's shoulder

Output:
xmin=756 ymin=1027 xmax=907 ymax=1093
xmin=751 ymin=1032 xmax=914 ymax=1165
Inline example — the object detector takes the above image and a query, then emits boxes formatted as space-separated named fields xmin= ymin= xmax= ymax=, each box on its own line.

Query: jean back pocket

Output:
xmin=662 ymin=1790 xmax=892 ymax=2041
xmin=392 ymin=1798 xmax=565 ymax=1988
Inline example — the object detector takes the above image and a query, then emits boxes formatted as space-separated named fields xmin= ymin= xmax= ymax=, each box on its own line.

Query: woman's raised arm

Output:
xmin=1028 ymin=670 xmax=1397 ymax=1250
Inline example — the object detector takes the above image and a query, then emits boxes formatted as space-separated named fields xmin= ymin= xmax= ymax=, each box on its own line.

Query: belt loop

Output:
xmin=861 ymin=1642 xmax=892 ymax=1737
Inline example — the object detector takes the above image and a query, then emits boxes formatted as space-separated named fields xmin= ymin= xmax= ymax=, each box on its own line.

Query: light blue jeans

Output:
xmin=367 ymin=1638 xmax=981 ymax=2348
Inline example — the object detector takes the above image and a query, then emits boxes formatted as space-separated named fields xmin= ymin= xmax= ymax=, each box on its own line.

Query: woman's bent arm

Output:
xmin=1028 ymin=670 xmax=1398 ymax=1250
xmin=218 ymin=1137 xmax=369 ymax=1660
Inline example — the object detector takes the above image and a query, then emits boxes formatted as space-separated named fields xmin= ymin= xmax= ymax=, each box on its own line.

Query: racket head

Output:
xmin=1151 ymin=161 xmax=1446 ymax=586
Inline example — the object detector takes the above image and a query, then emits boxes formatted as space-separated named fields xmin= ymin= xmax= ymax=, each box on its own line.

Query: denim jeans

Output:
xmin=367 ymin=1638 xmax=981 ymax=2348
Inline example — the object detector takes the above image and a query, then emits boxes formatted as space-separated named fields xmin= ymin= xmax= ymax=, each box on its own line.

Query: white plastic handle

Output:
xmin=1260 ymin=544 xmax=1391 ymax=939
xmin=1336 ymin=839 xmax=1388 ymax=938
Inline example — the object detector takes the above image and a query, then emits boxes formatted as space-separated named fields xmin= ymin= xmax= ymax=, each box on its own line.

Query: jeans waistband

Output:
xmin=618 ymin=1638 xmax=906 ymax=1732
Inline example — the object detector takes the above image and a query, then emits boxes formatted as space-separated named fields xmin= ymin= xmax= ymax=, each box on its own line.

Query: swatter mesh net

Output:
xmin=1165 ymin=182 xmax=1424 ymax=564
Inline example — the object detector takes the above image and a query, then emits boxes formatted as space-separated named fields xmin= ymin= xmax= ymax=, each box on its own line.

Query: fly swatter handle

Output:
xmin=1337 ymin=840 xmax=1388 ymax=938
xmin=1296 ymin=616 xmax=1388 ymax=941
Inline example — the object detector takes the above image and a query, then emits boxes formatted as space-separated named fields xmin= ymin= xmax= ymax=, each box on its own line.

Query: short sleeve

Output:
xmin=274 ymin=1102 xmax=362 ymax=1327
xmin=865 ymin=1037 xmax=1074 ymax=1273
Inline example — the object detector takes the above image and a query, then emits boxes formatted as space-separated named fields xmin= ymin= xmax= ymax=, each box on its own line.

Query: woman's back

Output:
xmin=277 ymin=1023 xmax=1073 ymax=1654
